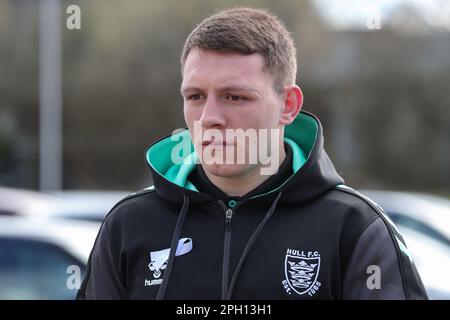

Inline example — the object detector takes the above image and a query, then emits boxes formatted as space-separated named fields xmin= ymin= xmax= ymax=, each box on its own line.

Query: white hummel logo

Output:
xmin=144 ymin=238 xmax=193 ymax=286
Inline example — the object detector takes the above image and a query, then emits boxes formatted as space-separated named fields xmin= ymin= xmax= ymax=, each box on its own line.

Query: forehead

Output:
xmin=181 ymin=48 xmax=271 ymax=89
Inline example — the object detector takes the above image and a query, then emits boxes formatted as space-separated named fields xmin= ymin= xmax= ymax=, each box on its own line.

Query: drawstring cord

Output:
xmin=156 ymin=191 xmax=282 ymax=300
xmin=225 ymin=191 xmax=282 ymax=299
xmin=156 ymin=194 xmax=190 ymax=300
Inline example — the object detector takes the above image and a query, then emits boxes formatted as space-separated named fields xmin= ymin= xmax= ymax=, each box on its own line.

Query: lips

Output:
xmin=201 ymin=141 xmax=233 ymax=147
xmin=202 ymin=140 xmax=234 ymax=147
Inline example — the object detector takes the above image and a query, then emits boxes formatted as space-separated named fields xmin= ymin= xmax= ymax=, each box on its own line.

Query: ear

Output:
xmin=279 ymin=85 xmax=303 ymax=126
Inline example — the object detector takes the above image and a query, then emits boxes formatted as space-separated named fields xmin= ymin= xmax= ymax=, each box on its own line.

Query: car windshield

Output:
xmin=0 ymin=237 xmax=86 ymax=299
xmin=390 ymin=213 xmax=450 ymax=248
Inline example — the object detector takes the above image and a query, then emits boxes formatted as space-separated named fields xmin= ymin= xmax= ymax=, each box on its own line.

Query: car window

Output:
xmin=59 ymin=213 xmax=105 ymax=222
xmin=0 ymin=209 xmax=16 ymax=216
xmin=0 ymin=237 xmax=86 ymax=299
xmin=390 ymin=213 xmax=450 ymax=248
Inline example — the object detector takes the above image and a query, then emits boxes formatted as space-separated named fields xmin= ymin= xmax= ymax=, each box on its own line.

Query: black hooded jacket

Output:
xmin=77 ymin=111 xmax=428 ymax=300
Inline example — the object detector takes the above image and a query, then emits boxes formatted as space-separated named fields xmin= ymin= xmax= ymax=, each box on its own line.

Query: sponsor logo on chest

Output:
xmin=144 ymin=238 xmax=193 ymax=287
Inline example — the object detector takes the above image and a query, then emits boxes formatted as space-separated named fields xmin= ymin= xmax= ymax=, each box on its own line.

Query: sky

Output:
xmin=313 ymin=0 xmax=450 ymax=31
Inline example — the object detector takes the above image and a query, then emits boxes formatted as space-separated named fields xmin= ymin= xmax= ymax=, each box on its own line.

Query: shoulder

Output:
xmin=329 ymin=185 xmax=411 ymax=265
xmin=321 ymin=185 xmax=403 ymax=255
xmin=330 ymin=184 xmax=397 ymax=229
xmin=102 ymin=186 xmax=160 ymax=224
xmin=321 ymin=185 xmax=396 ymax=230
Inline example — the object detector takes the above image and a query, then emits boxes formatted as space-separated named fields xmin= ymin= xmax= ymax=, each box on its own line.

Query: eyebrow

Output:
xmin=180 ymin=86 xmax=202 ymax=95
xmin=180 ymin=86 xmax=261 ymax=95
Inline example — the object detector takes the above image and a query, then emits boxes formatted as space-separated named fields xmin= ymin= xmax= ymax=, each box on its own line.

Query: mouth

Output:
xmin=201 ymin=140 xmax=234 ymax=147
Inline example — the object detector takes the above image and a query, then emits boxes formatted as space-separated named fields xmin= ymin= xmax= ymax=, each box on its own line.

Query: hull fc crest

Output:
xmin=282 ymin=249 xmax=321 ymax=297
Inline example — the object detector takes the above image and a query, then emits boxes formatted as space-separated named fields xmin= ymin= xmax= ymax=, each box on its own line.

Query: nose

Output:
xmin=200 ymin=96 xmax=226 ymax=129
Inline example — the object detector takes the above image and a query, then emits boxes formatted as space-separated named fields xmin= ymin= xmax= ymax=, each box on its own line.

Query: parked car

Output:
xmin=0 ymin=215 xmax=100 ymax=299
xmin=0 ymin=187 xmax=127 ymax=299
xmin=1 ymin=187 xmax=449 ymax=299
xmin=0 ymin=187 xmax=130 ymax=222
xmin=0 ymin=187 xmax=57 ymax=217
xmin=362 ymin=190 xmax=450 ymax=299
xmin=45 ymin=190 xmax=131 ymax=222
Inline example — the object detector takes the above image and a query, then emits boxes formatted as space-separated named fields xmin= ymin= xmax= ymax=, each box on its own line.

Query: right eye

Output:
xmin=187 ymin=94 xmax=203 ymax=100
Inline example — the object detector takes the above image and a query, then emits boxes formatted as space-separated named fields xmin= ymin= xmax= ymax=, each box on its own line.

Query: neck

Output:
xmin=203 ymin=145 xmax=287 ymax=197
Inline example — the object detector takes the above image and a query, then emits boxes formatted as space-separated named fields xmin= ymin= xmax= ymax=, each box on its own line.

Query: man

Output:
xmin=78 ymin=8 xmax=427 ymax=300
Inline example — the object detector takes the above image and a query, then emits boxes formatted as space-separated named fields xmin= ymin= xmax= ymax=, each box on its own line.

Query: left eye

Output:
xmin=226 ymin=95 xmax=245 ymax=101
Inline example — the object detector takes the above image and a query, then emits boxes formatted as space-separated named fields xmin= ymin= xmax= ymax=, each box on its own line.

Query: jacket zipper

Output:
xmin=220 ymin=202 xmax=233 ymax=299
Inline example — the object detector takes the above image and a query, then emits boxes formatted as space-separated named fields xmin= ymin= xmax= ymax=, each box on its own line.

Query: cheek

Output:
xmin=242 ymin=104 xmax=279 ymax=128
xmin=265 ymin=103 xmax=283 ymax=126
xmin=184 ymin=107 xmax=204 ymax=146
xmin=184 ymin=107 xmax=201 ymax=127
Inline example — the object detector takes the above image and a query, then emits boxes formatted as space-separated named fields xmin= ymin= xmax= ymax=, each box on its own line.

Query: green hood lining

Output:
xmin=146 ymin=112 xmax=318 ymax=196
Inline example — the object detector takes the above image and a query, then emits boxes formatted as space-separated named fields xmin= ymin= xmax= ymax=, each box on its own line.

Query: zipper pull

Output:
xmin=225 ymin=208 xmax=233 ymax=223
xmin=225 ymin=208 xmax=233 ymax=232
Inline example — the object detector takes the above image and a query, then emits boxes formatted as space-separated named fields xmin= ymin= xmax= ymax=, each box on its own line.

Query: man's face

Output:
xmin=181 ymin=48 xmax=285 ymax=178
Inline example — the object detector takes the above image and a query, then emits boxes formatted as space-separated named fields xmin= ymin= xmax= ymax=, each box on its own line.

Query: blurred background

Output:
xmin=0 ymin=0 xmax=449 ymax=299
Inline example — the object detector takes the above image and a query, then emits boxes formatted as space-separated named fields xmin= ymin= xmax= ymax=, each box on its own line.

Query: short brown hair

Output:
xmin=181 ymin=7 xmax=297 ymax=95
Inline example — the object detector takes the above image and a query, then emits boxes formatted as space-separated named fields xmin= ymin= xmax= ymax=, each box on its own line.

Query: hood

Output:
xmin=146 ymin=110 xmax=344 ymax=204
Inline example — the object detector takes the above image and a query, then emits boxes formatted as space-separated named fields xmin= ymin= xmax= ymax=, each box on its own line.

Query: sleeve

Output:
xmin=76 ymin=220 xmax=127 ymax=300
xmin=342 ymin=217 xmax=429 ymax=300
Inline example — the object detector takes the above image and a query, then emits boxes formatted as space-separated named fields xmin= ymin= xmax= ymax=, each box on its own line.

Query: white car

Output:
xmin=362 ymin=190 xmax=450 ymax=299
xmin=2 ymin=187 xmax=448 ymax=299
xmin=0 ymin=188 xmax=126 ymax=299
xmin=0 ymin=187 xmax=57 ymax=217
xmin=0 ymin=187 xmax=130 ymax=222
xmin=45 ymin=190 xmax=131 ymax=222
xmin=0 ymin=215 xmax=100 ymax=299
